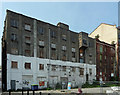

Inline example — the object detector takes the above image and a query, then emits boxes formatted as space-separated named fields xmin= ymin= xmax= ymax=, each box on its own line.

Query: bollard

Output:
xmin=9 ymin=90 xmax=11 ymax=95
xmin=22 ymin=90 xmax=24 ymax=95
xmin=22 ymin=89 xmax=23 ymax=95
xmin=39 ymin=92 xmax=42 ymax=95
xmin=27 ymin=90 xmax=29 ymax=95
xmin=33 ymin=90 xmax=35 ymax=95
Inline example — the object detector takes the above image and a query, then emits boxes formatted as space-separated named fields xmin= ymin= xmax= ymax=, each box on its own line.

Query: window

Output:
xmin=89 ymin=68 xmax=92 ymax=75
xmin=39 ymin=46 xmax=44 ymax=58
xmin=11 ymin=61 xmax=18 ymax=68
xmin=100 ymin=72 xmax=102 ymax=75
xmin=72 ymin=48 xmax=75 ymax=52
xmin=11 ymin=48 xmax=18 ymax=54
xmin=72 ymin=52 xmax=75 ymax=58
xmin=25 ymin=36 xmax=31 ymax=43
xmin=72 ymin=37 xmax=75 ymax=43
xmin=39 ymin=64 xmax=44 ymax=70
xmin=25 ymin=24 xmax=31 ymax=31
xmin=100 ymin=54 xmax=102 ymax=61
xmin=62 ymin=66 xmax=66 ymax=71
xmin=100 ymin=62 xmax=102 ymax=67
xmin=62 ymin=35 xmax=66 ymax=41
xmin=10 ymin=19 xmax=18 ymax=28
xmin=50 ymin=30 xmax=56 ymax=38
xmin=71 ymin=67 xmax=76 ymax=72
xmin=38 ymin=27 xmax=44 ymax=35
xmin=83 ymin=39 xmax=87 ymax=45
xmin=111 ymin=57 xmax=113 ymax=60
xmin=100 ymin=46 xmax=103 ymax=53
xmin=11 ymin=34 xmax=17 ymax=41
xmin=118 ymin=34 xmax=120 ymax=39
xmin=89 ymin=60 xmax=92 ymax=64
xmin=51 ymin=43 xmax=56 ymax=49
xmin=118 ymin=39 xmax=120 ymax=44
xmin=80 ymin=58 xmax=84 ymax=63
xmin=51 ymin=49 xmax=56 ymax=59
xmin=25 ymin=50 xmax=31 ymax=56
xmin=104 ymin=47 xmax=106 ymax=52
xmin=89 ymin=42 xmax=91 ymax=47
xmin=52 ymin=65 xmax=56 ymax=71
xmin=25 ymin=43 xmax=30 ymax=49
xmin=62 ymin=51 xmax=66 ymax=61
xmin=72 ymin=58 xmax=76 ymax=62
xmin=105 ymin=56 xmax=106 ymax=60
xmin=79 ymin=68 xmax=84 ymax=76
xmin=62 ymin=46 xmax=66 ymax=51
xmin=25 ymin=63 xmax=31 ymax=69
xmin=80 ymin=53 xmax=83 ymax=57
xmin=39 ymin=41 xmax=44 ymax=46
xmin=89 ymin=53 xmax=92 ymax=57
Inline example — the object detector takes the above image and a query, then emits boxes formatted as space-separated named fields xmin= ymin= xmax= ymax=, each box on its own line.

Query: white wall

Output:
xmin=7 ymin=54 xmax=96 ymax=90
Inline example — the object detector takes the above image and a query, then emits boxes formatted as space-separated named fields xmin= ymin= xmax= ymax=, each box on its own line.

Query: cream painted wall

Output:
xmin=89 ymin=24 xmax=117 ymax=44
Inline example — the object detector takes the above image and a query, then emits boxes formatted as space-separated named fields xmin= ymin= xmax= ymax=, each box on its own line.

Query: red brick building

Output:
xmin=96 ymin=39 xmax=115 ymax=81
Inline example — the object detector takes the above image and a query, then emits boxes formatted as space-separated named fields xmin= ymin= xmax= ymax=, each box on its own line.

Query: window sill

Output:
xmin=11 ymin=68 xmax=18 ymax=69
xmin=25 ymin=29 xmax=31 ymax=32
xmin=25 ymin=69 xmax=31 ymax=70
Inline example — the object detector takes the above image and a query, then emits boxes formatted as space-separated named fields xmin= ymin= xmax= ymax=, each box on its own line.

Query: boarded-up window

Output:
xmin=62 ymin=66 xmax=66 ymax=71
xmin=52 ymin=65 xmax=56 ymax=71
xmin=25 ymin=36 xmax=31 ymax=43
xmin=62 ymin=51 xmax=66 ymax=61
xmin=39 ymin=64 xmax=44 ymax=70
xmin=25 ymin=50 xmax=31 ymax=56
xmin=11 ymin=61 xmax=18 ymax=68
xmin=51 ymin=49 xmax=56 ymax=60
xmin=25 ymin=63 xmax=31 ymax=69
xmin=71 ymin=67 xmax=76 ymax=72
xmin=79 ymin=68 xmax=84 ymax=76
xmin=89 ymin=68 xmax=92 ymax=75
xmin=39 ymin=46 xmax=44 ymax=58
xmin=11 ymin=48 xmax=18 ymax=54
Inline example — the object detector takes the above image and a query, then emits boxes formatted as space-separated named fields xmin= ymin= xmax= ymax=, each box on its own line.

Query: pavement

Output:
xmin=1 ymin=87 xmax=120 ymax=95
xmin=32 ymin=87 xmax=116 ymax=93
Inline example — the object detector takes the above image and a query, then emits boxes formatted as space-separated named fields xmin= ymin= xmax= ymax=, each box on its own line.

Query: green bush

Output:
xmin=46 ymin=87 xmax=52 ymax=90
xmin=55 ymin=83 xmax=62 ymax=89
xmin=82 ymin=81 xmax=100 ymax=88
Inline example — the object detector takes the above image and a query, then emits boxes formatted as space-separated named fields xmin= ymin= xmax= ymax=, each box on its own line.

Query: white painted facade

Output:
xmin=7 ymin=54 xmax=96 ymax=90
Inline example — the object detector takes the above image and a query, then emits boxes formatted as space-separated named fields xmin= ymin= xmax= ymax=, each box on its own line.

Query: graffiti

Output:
xmin=39 ymin=81 xmax=45 ymax=86
xmin=23 ymin=80 xmax=29 ymax=85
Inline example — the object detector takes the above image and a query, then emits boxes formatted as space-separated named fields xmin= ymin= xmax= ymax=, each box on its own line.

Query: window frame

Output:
xmin=11 ymin=61 xmax=18 ymax=69
xmin=39 ymin=64 xmax=44 ymax=70
xmin=25 ymin=24 xmax=31 ymax=31
xmin=25 ymin=62 xmax=31 ymax=69
xmin=10 ymin=19 xmax=18 ymax=28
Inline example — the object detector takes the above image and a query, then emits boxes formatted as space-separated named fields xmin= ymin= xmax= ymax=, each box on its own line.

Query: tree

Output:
xmin=95 ymin=34 xmax=99 ymax=39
